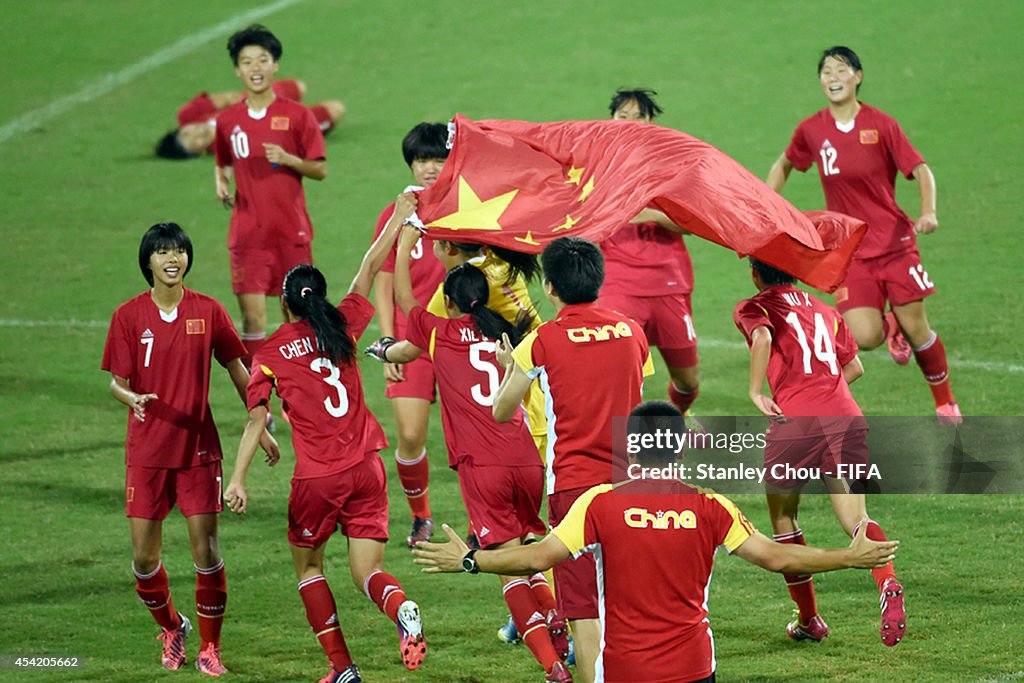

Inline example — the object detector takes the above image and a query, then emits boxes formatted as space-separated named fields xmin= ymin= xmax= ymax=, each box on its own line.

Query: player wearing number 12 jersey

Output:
xmin=734 ymin=258 xmax=906 ymax=648
xmin=767 ymin=45 xmax=960 ymax=424
xmin=364 ymin=226 xmax=568 ymax=681
xmin=224 ymin=217 xmax=426 ymax=683
xmin=214 ymin=25 xmax=328 ymax=372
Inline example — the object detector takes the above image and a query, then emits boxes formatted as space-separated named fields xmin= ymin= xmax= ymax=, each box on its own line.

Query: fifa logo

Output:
xmin=567 ymin=322 xmax=633 ymax=343
xmin=623 ymin=507 xmax=697 ymax=530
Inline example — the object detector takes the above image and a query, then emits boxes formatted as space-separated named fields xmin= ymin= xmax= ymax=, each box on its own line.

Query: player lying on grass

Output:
xmin=365 ymin=224 xmax=571 ymax=682
xmin=734 ymin=257 xmax=906 ymax=646
xmin=102 ymin=222 xmax=279 ymax=676
xmin=413 ymin=401 xmax=899 ymax=683
xmin=224 ymin=210 xmax=426 ymax=683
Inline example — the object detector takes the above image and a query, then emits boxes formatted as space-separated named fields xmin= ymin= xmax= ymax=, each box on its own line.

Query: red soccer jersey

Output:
xmin=552 ymin=480 xmax=756 ymax=683
xmin=511 ymin=303 xmax=654 ymax=494
xmin=214 ymin=97 xmax=326 ymax=249
xmin=247 ymin=293 xmax=387 ymax=479
xmin=600 ymin=221 xmax=694 ymax=296
xmin=405 ymin=307 xmax=539 ymax=469
xmin=372 ymin=202 xmax=446 ymax=337
xmin=785 ymin=103 xmax=925 ymax=259
xmin=102 ymin=289 xmax=246 ymax=469
xmin=734 ymin=285 xmax=861 ymax=417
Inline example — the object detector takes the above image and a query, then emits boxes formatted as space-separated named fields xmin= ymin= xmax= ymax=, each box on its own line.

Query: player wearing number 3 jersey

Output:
xmin=224 ymin=216 xmax=426 ymax=683
xmin=735 ymin=258 xmax=906 ymax=650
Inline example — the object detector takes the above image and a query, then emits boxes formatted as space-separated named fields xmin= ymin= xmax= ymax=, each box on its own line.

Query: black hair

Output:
xmin=818 ymin=46 xmax=863 ymax=93
xmin=609 ymin=88 xmax=663 ymax=120
xmin=281 ymin=264 xmax=354 ymax=366
xmin=402 ymin=122 xmax=450 ymax=166
xmin=749 ymin=257 xmax=797 ymax=286
xmin=139 ymin=222 xmax=193 ymax=286
xmin=629 ymin=401 xmax=685 ymax=465
xmin=540 ymin=237 xmax=604 ymax=304
xmin=444 ymin=264 xmax=534 ymax=347
xmin=227 ymin=24 xmax=282 ymax=65
xmin=154 ymin=130 xmax=197 ymax=160
xmin=445 ymin=241 xmax=540 ymax=285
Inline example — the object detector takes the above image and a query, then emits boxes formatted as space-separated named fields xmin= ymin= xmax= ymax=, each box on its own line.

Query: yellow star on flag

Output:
xmin=578 ymin=177 xmax=595 ymax=202
xmin=565 ymin=166 xmax=584 ymax=185
xmin=552 ymin=214 xmax=580 ymax=232
xmin=514 ymin=231 xmax=540 ymax=246
xmin=426 ymin=176 xmax=518 ymax=231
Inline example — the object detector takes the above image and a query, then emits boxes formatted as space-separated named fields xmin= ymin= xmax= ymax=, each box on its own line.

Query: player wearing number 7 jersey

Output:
xmin=224 ymin=215 xmax=426 ymax=683
xmin=767 ymin=46 xmax=960 ymax=424
xmin=734 ymin=258 xmax=906 ymax=649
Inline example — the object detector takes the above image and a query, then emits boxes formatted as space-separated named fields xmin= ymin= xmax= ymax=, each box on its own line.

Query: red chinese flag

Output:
xmin=416 ymin=114 xmax=866 ymax=292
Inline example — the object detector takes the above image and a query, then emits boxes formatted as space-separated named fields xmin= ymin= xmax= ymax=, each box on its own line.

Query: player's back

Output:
xmin=601 ymin=220 xmax=693 ymax=296
xmin=736 ymin=285 xmax=860 ymax=417
xmin=406 ymin=307 xmax=537 ymax=469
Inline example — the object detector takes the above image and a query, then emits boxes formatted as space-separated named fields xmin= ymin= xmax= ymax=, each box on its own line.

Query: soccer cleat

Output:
xmin=406 ymin=516 xmax=434 ymax=548
xmin=566 ymin=636 xmax=575 ymax=667
xmin=497 ymin=614 xmax=521 ymax=644
xmin=546 ymin=661 xmax=574 ymax=683
xmin=195 ymin=642 xmax=228 ymax=677
xmin=786 ymin=613 xmax=830 ymax=642
xmin=157 ymin=612 xmax=191 ymax=670
xmin=880 ymin=579 xmax=906 ymax=646
xmin=936 ymin=402 xmax=963 ymax=426
xmin=546 ymin=609 xmax=570 ymax=661
xmin=320 ymin=663 xmax=362 ymax=683
xmin=883 ymin=311 xmax=911 ymax=365
xmin=396 ymin=600 xmax=427 ymax=670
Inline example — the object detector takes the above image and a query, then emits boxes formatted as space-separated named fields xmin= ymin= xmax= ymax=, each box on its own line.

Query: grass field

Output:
xmin=1 ymin=1 xmax=1022 ymax=681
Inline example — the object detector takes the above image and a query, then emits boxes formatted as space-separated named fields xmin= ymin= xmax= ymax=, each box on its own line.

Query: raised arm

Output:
xmin=394 ymin=224 xmax=424 ymax=316
xmin=629 ymin=207 xmax=689 ymax=235
xmin=349 ymin=193 xmax=418 ymax=298
xmin=766 ymin=153 xmax=794 ymax=193
xmin=493 ymin=333 xmax=533 ymax=423
xmin=911 ymin=163 xmax=938 ymax=234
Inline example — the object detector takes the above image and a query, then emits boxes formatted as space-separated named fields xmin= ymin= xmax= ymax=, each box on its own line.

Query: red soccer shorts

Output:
xmin=458 ymin=462 xmax=546 ymax=548
xmin=310 ymin=105 xmax=336 ymax=135
xmin=272 ymin=79 xmax=303 ymax=101
xmin=288 ymin=454 xmax=389 ymax=547
xmin=125 ymin=461 xmax=223 ymax=520
xmin=834 ymin=247 xmax=936 ymax=314
xmin=764 ymin=419 xmax=870 ymax=489
xmin=230 ymin=243 xmax=313 ymax=296
xmin=548 ymin=486 xmax=600 ymax=620
xmin=599 ymin=291 xmax=698 ymax=368
xmin=384 ymin=354 xmax=437 ymax=402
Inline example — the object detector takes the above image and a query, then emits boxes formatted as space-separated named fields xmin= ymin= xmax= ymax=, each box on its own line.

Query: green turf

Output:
xmin=1 ymin=1 xmax=1021 ymax=681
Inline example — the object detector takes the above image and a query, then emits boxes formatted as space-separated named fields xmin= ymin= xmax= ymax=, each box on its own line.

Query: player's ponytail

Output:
xmin=282 ymin=265 xmax=354 ymax=365
xmin=444 ymin=264 xmax=534 ymax=347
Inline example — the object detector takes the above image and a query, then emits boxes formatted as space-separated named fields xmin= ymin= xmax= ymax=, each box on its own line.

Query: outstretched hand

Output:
xmin=411 ymin=523 xmax=470 ymax=573
xmin=847 ymin=521 xmax=900 ymax=568
xmin=130 ymin=393 xmax=158 ymax=422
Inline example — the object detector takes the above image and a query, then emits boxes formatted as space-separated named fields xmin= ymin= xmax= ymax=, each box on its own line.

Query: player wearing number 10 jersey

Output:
xmin=734 ymin=258 xmax=906 ymax=649
xmin=225 ymin=217 xmax=426 ymax=683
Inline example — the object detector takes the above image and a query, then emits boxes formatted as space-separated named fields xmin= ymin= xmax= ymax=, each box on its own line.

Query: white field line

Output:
xmin=0 ymin=0 xmax=304 ymax=145
xmin=3 ymin=317 xmax=1020 ymax=375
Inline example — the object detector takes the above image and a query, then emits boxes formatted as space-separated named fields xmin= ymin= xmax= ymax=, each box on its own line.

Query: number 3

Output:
xmin=310 ymin=357 xmax=350 ymax=417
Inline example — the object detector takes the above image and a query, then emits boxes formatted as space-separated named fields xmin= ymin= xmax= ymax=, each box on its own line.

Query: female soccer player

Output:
xmin=365 ymin=226 xmax=570 ymax=683
xmin=102 ymin=222 xmax=278 ymax=676
xmin=224 ymin=206 xmax=426 ymax=683
xmin=767 ymin=46 xmax=961 ymax=424
xmin=734 ymin=258 xmax=906 ymax=647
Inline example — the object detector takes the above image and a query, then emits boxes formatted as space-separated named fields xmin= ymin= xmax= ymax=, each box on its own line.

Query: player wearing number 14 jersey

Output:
xmin=734 ymin=258 xmax=906 ymax=648
xmin=767 ymin=45 xmax=960 ymax=424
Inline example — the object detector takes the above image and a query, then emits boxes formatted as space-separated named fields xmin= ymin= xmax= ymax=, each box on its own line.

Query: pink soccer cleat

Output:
xmin=786 ymin=613 xmax=830 ymax=642
xmin=884 ymin=312 xmax=911 ymax=365
xmin=396 ymin=600 xmax=427 ymax=670
xmin=880 ymin=579 xmax=907 ymax=646
xmin=936 ymin=402 xmax=963 ymax=425
xmin=546 ymin=609 xmax=570 ymax=661
xmin=546 ymin=661 xmax=574 ymax=682
xmin=195 ymin=641 xmax=228 ymax=677
xmin=157 ymin=612 xmax=191 ymax=670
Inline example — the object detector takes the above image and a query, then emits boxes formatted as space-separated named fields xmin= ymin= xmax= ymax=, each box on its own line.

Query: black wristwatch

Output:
xmin=461 ymin=548 xmax=480 ymax=574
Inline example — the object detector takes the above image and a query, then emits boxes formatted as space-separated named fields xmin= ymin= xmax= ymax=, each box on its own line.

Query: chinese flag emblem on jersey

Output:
xmin=271 ymin=116 xmax=290 ymax=131
xmin=415 ymin=114 xmax=867 ymax=292
xmin=186 ymin=319 xmax=206 ymax=335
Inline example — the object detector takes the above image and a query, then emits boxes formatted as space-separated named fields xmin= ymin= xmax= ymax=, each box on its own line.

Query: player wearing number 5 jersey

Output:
xmin=734 ymin=258 xmax=906 ymax=649
xmin=214 ymin=25 xmax=328 ymax=372
xmin=366 ymin=226 xmax=569 ymax=682
xmin=224 ymin=216 xmax=426 ymax=683
xmin=102 ymin=222 xmax=279 ymax=676
xmin=767 ymin=46 xmax=960 ymax=424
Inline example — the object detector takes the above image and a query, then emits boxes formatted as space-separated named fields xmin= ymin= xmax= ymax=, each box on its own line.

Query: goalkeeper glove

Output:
xmin=364 ymin=336 xmax=398 ymax=363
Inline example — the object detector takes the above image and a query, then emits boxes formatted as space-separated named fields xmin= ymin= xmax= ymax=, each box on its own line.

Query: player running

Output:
xmin=767 ymin=46 xmax=961 ymax=424
xmin=224 ymin=209 xmax=426 ymax=683
xmin=102 ymin=222 xmax=279 ymax=676
xmin=734 ymin=258 xmax=907 ymax=646
xmin=365 ymin=225 xmax=570 ymax=682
